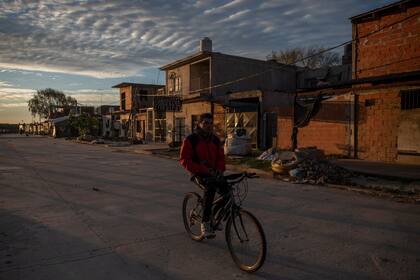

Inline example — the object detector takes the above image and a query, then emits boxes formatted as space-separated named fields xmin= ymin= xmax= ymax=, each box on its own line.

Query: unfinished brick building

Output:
xmin=277 ymin=0 xmax=420 ymax=163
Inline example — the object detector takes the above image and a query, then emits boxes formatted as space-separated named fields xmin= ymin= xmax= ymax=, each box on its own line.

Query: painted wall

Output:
xmin=165 ymin=101 xmax=211 ymax=144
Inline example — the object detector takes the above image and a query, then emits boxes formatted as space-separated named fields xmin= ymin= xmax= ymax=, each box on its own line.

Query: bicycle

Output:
xmin=182 ymin=172 xmax=267 ymax=273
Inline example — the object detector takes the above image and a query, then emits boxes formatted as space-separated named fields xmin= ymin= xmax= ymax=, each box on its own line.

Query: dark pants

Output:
xmin=200 ymin=177 xmax=229 ymax=223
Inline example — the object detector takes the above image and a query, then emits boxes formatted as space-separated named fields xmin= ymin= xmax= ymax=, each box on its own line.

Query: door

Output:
xmin=174 ymin=117 xmax=185 ymax=144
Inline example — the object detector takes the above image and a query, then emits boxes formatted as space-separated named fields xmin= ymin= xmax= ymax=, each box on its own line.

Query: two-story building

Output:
xmin=111 ymin=82 xmax=165 ymax=142
xmin=276 ymin=0 xmax=420 ymax=164
xmin=350 ymin=0 xmax=420 ymax=163
xmin=159 ymin=37 xmax=296 ymax=148
xmin=95 ymin=105 xmax=120 ymax=138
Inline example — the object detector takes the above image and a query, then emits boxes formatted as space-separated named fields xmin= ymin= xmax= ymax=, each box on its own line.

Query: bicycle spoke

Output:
xmin=182 ymin=193 xmax=204 ymax=241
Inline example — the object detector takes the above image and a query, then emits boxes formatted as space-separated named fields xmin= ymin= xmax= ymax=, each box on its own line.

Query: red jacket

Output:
xmin=180 ymin=133 xmax=226 ymax=175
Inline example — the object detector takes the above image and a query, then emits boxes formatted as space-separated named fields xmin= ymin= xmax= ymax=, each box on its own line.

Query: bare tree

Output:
xmin=268 ymin=45 xmax=339 ymax=69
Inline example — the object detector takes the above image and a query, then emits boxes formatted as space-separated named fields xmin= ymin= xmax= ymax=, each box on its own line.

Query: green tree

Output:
xmin=69 ymin=112 xmax=98 ymax=137
xmin=268 ymin=45 xmax=339 ymax=69
xmin=28 ymin=88 xmax=77 ymax=120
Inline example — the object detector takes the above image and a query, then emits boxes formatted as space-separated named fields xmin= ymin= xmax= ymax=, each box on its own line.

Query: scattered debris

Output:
xmin=258 ymin=148 xmax=278 ymax=161
xmin=268 ymin=147 xmax=353 ymax=185
xmin=77 ymin=135 xmax=96 ymax=142
xmin=289 ymin=157 xmax=354 ymax=185
xmin=90 ymin=139 xmax=105 ymax=144
xmin=271 ymin=151 xmax=299 ymax=175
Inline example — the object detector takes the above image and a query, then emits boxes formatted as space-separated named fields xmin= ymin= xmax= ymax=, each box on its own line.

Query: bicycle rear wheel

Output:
xmin=225 ymin=209 xmax=266 ymax=272
xmin=182 ymin=192 xmax=204 ymax=241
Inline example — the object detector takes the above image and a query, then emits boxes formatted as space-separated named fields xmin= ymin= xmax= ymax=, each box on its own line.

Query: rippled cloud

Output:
xmin=0 ymin=0 xmax=394 ymax=78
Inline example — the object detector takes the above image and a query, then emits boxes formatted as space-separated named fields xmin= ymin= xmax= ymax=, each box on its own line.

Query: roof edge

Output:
xmin=112 ymin=82 xmax=165 ymax=88
xmin=350 ymin=0 xmax=416 ymax=23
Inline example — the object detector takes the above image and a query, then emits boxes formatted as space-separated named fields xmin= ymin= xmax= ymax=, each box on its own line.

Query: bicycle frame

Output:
xmin=212 ymin=183 xmax=250 ymax=243
xmin=191 ymin=172 xmax=254 ymax=241
xmin=185 ymin=172 xmax=265 ymax=273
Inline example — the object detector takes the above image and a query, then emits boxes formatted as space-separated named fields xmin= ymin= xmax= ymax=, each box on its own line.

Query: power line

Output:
xmin=188 ymin=10 xmax=420 ymax=94
xmin=105 ymin=10 xmax=420 ymax=98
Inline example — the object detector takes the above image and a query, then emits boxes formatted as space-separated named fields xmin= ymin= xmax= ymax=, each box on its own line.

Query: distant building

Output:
xmin=111 ymin=83 xmax=165 ymax=142
xmin=95 ymin=105 xmax=120 ymax=115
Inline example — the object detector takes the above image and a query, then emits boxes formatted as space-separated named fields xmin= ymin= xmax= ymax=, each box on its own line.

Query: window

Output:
xmin=401 ymin=89 xmax=420 ymax=110
xmin=121 ymin=92 xmax=126 ymax=111
xmin=175 ymin=117 xmax=185 ymax=143
xmin=191 ymin=115 xmax=199 ymax=132
xmin=175 ymin=76 xmax=182 ymax=92
xmin=168 ymin=72 xmax=181 ymax=94
xmin=136 ymin=120 xmax=141 ymax=133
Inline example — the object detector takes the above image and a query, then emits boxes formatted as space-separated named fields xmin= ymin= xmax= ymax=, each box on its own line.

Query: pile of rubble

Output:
xmin=259 ymin=147 xmax=354 ymax=185
xmin=287 ymin=157 xmax=354 ymax=185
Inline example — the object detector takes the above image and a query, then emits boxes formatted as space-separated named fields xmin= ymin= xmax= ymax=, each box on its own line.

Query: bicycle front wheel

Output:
xmin=225 ymin=209 xmax=267 ymax=272
xmin=182 ymin=192 xmax=204 ymax=241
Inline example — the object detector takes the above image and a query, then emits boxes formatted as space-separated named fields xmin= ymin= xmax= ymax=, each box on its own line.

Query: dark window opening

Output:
xmin=365 ymin=99 xmax=376 ymax=107
xmin=136 ymin=120 xmax=141 ymax=133
xmin=121 ymin=92 xmax=126 ymax=111
xmin=401 ymin=89 xmax=420 ymax=110
xmin=174 ymin=117 xmax=185 ymax=143
xmin=147 ymin=110 xmax=153 ymax=131
xmin=191 ymin=115 xmax=199 ymax=132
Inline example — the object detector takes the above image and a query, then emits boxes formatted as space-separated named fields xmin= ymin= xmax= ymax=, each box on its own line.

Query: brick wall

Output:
xmin=277 ymin=117 xmax=293 ymax=150
xmin=356 ymin=91 xmax=400 ymax=162
xmin=277 ymin=95 xmax=352 ymax=156
xmin=355 ymin=5 xmax=420 ymax=78
xmin=298 ymin=121 xmax=350 ymax=155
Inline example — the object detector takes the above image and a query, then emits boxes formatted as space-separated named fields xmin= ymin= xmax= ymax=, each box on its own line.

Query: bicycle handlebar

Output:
xmin=190 ymin=171 xmax=258 ymax=187
xmin=224 ymin=171 xmax=259 ymax=183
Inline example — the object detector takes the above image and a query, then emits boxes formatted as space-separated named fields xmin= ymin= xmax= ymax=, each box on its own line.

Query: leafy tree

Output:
xmin=28 ymin=88 xmax=77 ymax=120
xmin=268 ymin=45 xmax=339 ymax=69
xmin=69 ymin=112 xmax=98 ymax=137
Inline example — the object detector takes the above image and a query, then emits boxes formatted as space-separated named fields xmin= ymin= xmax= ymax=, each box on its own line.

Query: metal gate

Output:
xmin=174 ymin=117 xmax=185 ymax=143
xmin=226 ymin=112 xmax=257 ymax=144
xmin=154 ymin=110 xmax=166 ymax=142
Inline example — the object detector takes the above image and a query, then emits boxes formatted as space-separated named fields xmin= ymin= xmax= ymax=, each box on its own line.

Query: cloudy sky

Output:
xmin=0 ymin=0 xmax=395 ymax=123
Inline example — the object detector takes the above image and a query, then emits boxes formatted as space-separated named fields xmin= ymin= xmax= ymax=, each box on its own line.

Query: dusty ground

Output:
xmin=1 ymin=135 xmax=420 ymax=280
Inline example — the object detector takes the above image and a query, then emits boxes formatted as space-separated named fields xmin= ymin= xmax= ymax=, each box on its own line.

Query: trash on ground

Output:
xmin=91 ymin=139 xmax=105 ymax=144
xmin=269 ymin=147 xmax=353 ymax=185
xmin=291 ymin=157 xmax=353 ymax=185
xmin=271 ymin=150 xmax=299 ymax=175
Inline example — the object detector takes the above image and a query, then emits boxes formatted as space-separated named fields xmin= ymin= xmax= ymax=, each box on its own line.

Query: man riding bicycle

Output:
xmin=179 ymin=113 xmax=227 ymax=239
